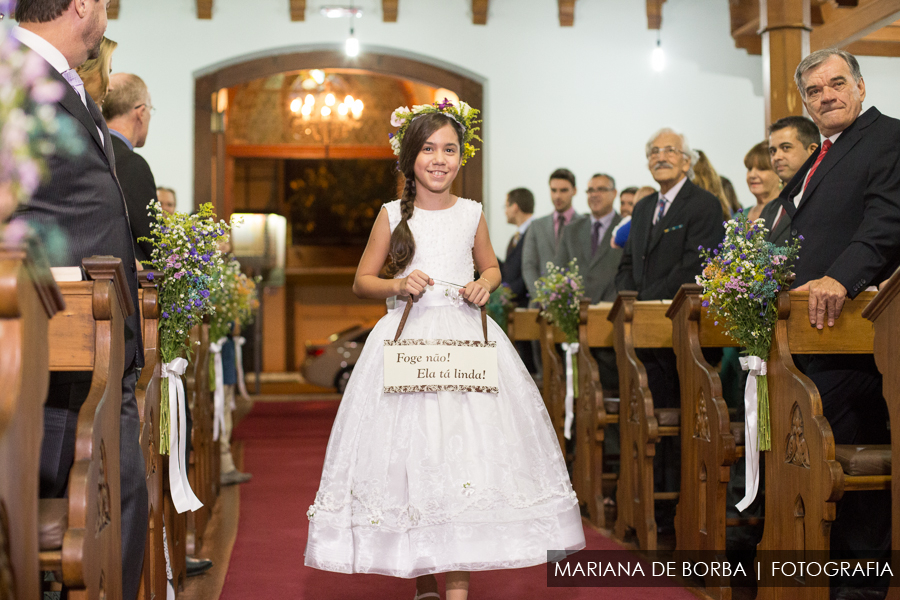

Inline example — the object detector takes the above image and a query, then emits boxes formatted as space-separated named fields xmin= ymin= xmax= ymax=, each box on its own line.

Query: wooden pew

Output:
xmin=668 ymin=284 xmax=748 ymax=600
xmin=507 ymin=307 xmax=567 ymax=456
xmin=135 ymin=273 xmax=165 ymax=600
xmin=608 ymin=292 xmax=677 ymax=551
xmin=863 ymin=269 xmax=900 ymax=599
xmin=40 ymin=256 xmax=131 ymax=600
xmin=757 ymin=289 xmax=884 ymax=598
xmin=187 ymin=318 xmax=217 ymax=551
xmin=0 ymin=242 xmax=64 ymax=600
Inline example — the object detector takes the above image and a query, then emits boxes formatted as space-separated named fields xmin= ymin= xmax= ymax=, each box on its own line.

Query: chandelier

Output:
xmin=287 ymin=70 xmax=365 ymax=144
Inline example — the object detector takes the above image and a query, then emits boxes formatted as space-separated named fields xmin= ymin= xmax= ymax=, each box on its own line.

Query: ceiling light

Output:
xmin=651 ymin=37 xmax=666 ymax=72
xmin=345 ymin=30 xmax=360 ymax=57
xmin=321 ymin=6 xmax=363 ymax=18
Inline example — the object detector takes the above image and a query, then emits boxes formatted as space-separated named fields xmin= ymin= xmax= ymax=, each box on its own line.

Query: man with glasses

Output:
xmin=615 ymin=128 xmax=724 ymax=533
xmin=103 ymin=73 xmax=159 ymax=264
xmin=557 ymin=173 xmax=623 ymax=392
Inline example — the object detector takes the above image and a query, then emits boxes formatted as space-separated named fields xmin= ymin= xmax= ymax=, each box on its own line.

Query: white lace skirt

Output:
xmin=304 ymin=297 xmax=585 ymax=578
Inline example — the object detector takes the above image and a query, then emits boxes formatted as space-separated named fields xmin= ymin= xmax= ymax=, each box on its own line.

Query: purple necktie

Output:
xmin=62 ymin=68 xmax=86 ymax=106
xmin=591 ymin=220 xmax=601 ymax=255
xmin=654 ymin=196 xmax=667 ymax=225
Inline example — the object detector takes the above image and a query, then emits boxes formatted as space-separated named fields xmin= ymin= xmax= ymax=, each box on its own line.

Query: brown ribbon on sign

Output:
xmin=392 ymin=297 xmax=489 ymax=343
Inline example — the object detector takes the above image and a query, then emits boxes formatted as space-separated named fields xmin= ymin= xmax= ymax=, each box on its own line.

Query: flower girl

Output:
xmin=304 ymin=99 xmax=584 ymax=599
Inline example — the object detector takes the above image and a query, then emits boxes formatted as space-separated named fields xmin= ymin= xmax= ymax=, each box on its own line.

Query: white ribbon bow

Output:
xmin=160 ymin=358 xmax=203 ymax=514
xmin=736 ymin=356 xmax=766 ymax=512
xmin=561 ymin=342 xmax=580 ymax=440
xmin=234 ymin=336 xmax=250 ymax=404
xmin=208 ymin=337 xmax=228 ymax=442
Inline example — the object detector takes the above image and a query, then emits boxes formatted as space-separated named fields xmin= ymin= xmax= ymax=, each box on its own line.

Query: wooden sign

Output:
xmin=383 ymin=339 xmax=498 ymax=393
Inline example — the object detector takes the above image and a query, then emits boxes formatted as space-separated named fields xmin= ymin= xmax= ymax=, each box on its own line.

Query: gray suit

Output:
xmin=555 ymin=213 xmax=624 ymax=303
xmin=521 ymin=211 xmax=577 ymax=305
xmin=556 ymin=213 xmax=623 ymax=391
xmin=759 ymin=200 xmax=792 ymax=246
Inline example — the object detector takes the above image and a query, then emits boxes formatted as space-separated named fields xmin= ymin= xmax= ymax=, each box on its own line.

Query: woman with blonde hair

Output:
xmin=691 ymin=150 xmax=731 ymax=219
xmin=743 ymin=141 xmax=782 ymax=221
xmin=76 ymin=37 xmax=118 ymax=106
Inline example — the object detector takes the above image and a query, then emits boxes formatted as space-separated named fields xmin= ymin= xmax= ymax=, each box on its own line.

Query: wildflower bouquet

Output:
xmin=0 ymin=29 xmax=83 ymax=223
xmin=486 ymin=283 xmax=516 ymax=334
xmin=140 ymin=201 xmax=231 ymax=454
xmin=533 ymin=259 xmax=585 ymax=440
xmin=697 ymin=210 xmax=800 ymax=451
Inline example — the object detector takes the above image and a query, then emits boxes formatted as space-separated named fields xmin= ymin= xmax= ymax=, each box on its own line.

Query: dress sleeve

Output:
xmin=467 ymin=199 xmax=483 ymax=248
xmin=383 ymin=200 xmax=401 ymax=233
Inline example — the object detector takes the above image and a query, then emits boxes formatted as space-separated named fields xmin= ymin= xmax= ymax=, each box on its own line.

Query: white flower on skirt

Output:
xmin=306 ymin=505 xmax=316 ymax=520
xmin=369 ymin=510 xmax=383 ymax=526
xmin=462 ymin=481 xmax=475 ymax=497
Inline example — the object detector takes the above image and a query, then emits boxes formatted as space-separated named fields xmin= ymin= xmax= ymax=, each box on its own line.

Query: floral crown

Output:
xmin=388 ymin=98 xmax=482 ymax=166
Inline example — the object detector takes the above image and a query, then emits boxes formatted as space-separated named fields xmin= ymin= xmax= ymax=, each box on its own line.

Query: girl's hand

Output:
xmin=462 ymin=278 xmax=491 ymax=307
xmin=398 ymin=270 xmax=433 ymax=298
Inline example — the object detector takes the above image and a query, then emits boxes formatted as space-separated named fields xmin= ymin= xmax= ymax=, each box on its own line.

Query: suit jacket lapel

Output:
xmin=50 ymin=68 xmax=107 ymax=157
xmin=591 ymin=213 xmax=622 ymax=268
xmin=87 ymin=96 xmax=117 ymax=168
xmin=795 ymin=107 xmax=878 ymax=215
xmin=647 ymin=181 xmax=690 ymax=254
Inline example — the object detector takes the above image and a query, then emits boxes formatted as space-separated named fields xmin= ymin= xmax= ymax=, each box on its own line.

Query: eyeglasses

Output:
xmin=587 ymin=187 xmax=615 ymax=194
xmin=647 ymin=146 xmax=685 ymax=159
xmin=134 ymin=103 xmax=156 ymax=114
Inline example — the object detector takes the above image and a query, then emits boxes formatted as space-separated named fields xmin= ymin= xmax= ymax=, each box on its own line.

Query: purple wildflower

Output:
xmin=162 ymin=311 xmax=169 ymax=318
xmin=146 ymin=273 xmax=154 ymax=281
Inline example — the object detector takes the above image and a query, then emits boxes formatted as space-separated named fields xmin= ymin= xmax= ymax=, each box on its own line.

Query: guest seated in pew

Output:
xmin=763 ymin=115 xmax=820 ymax=246
xmin=157 ymin=186 xmax=178 ymax=214
xmin=782 ymin=48 xmax=900 ymax=596
xmin=556 ymin=172 xmax=622 ymax=392
xmin=615 ymin=128 xmax=725 ymax=532
xmin=11 ymin=2 xmax=147 ymax=598
xmin=618 ymin=186 xmax=637 ymax=218
xmin=74 ymin=36 xmax=116 ymax=107
xmin=743 ymin=141 xmax=782 ymax=222
xmin=611 ymin=185 xmax=654 ymax=250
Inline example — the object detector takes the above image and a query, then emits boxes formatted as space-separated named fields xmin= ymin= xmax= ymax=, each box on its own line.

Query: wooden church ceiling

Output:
xmin=103 ymin=0 xmax=900 ymax=52
xmin=106 ymin=1 xmax=579 ymax=26
xmin=727 ymin=0 xmax=900 ymax=57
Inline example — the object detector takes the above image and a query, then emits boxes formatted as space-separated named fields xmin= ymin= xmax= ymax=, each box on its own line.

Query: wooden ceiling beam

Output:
xmin=811 ymin=0 xmax=900 ymax=49
xmin=473 ymin=0 xmax=488 ymax=25
xmin=844 ymin=39 xmax=900 ymax=53
xmin=559 ymin=0 xmax=576 ymax=26
xmin=383 ymin=0 xmax=398 ymax=22
xmin=290 ymin=0 xmax=305 ymax=21
xmin=861 ymin=23 xmax=900 ymax=39
xmin=647 ymin=0 xmax=667 ymax=29
xmin=108 ymin=0 xmax=119 ymax=19
xmin=197 ymin=0 xmax=212 ymax=19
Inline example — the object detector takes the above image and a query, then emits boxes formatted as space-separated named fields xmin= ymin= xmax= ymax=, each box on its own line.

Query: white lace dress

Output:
xmin=304 ymin=198 xmax=585 ymax=578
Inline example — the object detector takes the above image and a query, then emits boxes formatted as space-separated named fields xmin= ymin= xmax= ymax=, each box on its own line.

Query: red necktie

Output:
xmin=804 ymin=139 xmax=832 ymax=190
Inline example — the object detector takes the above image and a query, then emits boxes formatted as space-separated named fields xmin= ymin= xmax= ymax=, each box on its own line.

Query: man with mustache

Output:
xmin=760 ymin=116 xmax=820 ymax=245
xmin=615 ymin=128 xmax=724 ymax=533
xmin=777 ymin=49 xmax=900 ymax=597
xmin=12 ymin=1 xmax=147 ymax=599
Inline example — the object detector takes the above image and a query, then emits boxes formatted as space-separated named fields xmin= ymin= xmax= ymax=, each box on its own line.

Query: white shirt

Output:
xmin=12 ymin=26 xmax=104 ymax=145
xmin=793 ymin=131 xmax=842 ymax=208
xmin=653 ymin=175 xmax=688 ymax=224
xmin=517 ymin=216 xmax=534 ymax=236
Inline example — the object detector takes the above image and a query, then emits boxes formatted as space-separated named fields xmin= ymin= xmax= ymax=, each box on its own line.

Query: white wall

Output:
xmin=101 ymin=0 xmax=900 ymax=247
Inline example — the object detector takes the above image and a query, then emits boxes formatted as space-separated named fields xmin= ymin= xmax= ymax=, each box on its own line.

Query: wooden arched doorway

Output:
xmin=193 ymin=47 xmax=485 ymax=376
xmin=193 ymin=46 xmax=485 ymax=216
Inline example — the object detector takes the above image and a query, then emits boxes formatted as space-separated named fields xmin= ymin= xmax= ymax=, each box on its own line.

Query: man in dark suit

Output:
xmin=103 ymin=73 xmax=158 ymax=264
xmin=11 ymin=3 xmax=147 ymax=599
xmin=761 ymin=116 xmax=820 ymax=246
xmin=557 ymin=173 xmax=623 ymax=390
xmin=501 ymin=188 xmax=536 ymax=373
xmin=615 ymin=128 xmax=725 ymax=528
xmin=781 ymin=49 xmax=900 ymax=595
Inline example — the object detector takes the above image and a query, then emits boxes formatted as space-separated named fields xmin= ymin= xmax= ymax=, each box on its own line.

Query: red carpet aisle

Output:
xmin=220 ymin=401 xmax=698 ymax=599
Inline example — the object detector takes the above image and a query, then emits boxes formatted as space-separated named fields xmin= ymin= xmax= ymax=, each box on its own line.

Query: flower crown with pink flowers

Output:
xmin=389 ymin=98 xmax=482 ymax=165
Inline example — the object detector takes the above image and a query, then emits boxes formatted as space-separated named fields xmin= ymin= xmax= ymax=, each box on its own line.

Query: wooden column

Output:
xmin=760 ymin=0 xmax=811 ymax=129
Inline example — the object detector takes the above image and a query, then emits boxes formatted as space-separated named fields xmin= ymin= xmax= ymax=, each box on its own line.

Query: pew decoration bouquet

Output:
xmin=139 ymin=201 xmax=231 ymax=513
xmin=533 ymin=258 xmax=584 ymax=440
xmin=485 ymin=283 xmax=516 ymax=334
xmin=0 ymin=28 xmax=83 ymax=224
xmin=208 ymin=257 xmax=260 ymax=440
xmin=697 ymin=209 xmax=800 ymax=511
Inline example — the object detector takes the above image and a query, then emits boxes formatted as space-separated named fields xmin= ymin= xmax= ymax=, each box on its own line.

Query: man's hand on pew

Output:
xmin=796 ymin=276 xmax=847 ymax=329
